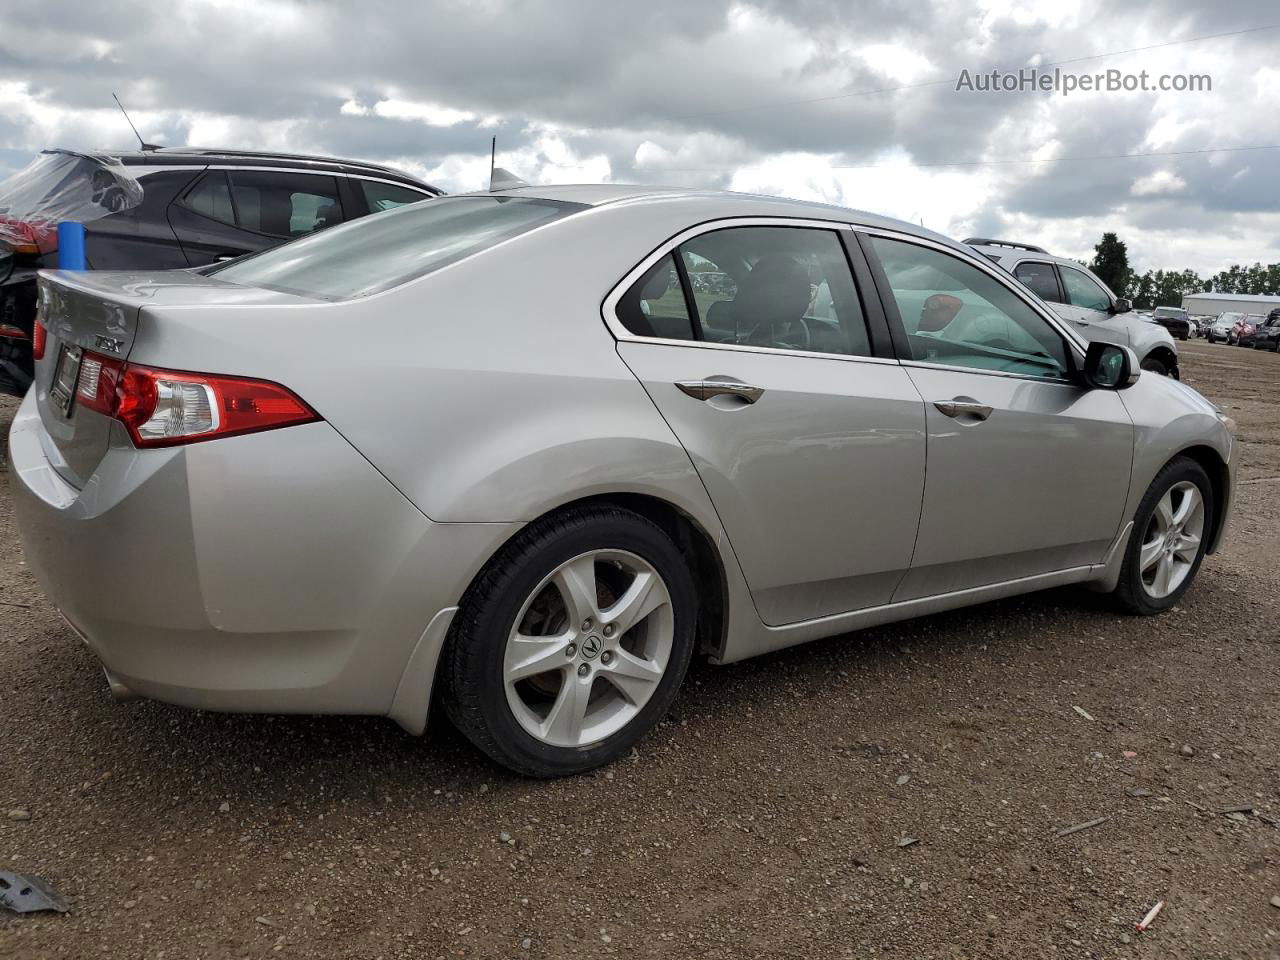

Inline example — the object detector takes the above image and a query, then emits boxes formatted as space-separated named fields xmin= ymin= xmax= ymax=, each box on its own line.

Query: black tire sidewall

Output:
xmin=1140 ymin=357 xmax=1168 ymax=377
xmin=448 ymin=510 xmax=697 ymax=776
xmin=1118 ymin=458 xmax=1214 ymax=614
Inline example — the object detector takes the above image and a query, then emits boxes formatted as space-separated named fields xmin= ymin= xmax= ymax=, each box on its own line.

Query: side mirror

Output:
xmin=1081 ymin=341 xmax=1139 ymax=389
xmin=0 ymin=247 xmax=13 ymax=285
xmin=1111 ymin=298 xmax=1132 ymax=314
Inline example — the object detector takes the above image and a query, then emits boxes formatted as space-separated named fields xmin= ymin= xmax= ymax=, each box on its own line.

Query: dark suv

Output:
xmin=1252 ymin=309 xmax=1280 ymax=352
xmin=0 ymin=147 xmax=442 ymax=395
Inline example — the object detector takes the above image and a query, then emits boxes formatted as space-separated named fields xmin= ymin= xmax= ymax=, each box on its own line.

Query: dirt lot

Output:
xmin=1 ymin=339 xmax=1277 ymax=959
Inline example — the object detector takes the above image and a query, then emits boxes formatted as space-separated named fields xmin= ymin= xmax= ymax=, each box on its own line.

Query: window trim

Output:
xmin=855 ymin=227 xmax=1088 ymax=385
xmin=1057 ymin=263 xmax=1114 ymax=313
xmin=1012 ymin=258 xmax=1067 ymax=305
xmin=601 ymin=216 xmax=899 ymax=365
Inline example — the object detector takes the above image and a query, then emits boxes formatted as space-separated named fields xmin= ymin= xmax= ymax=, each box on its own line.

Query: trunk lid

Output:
xmin=34 ymin=269 xmax=313 ymax=488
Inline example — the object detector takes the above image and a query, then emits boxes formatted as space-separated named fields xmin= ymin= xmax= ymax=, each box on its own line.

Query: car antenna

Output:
xmin=112 ymin=93 xmax=162 ymax=151
xmin=488 ymin=136 xmax=530 ymax=191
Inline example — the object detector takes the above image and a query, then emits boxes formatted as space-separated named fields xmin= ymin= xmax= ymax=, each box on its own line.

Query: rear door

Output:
xmin=861 ymin=231 xmax=1133 ymax=601
xmin=611 ymin=220 xmax=927 ymax=626
xmin=168 ymin=169 xmax=345 ymax=266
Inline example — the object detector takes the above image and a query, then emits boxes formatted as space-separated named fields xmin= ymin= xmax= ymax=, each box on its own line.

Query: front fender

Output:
xmin=1119 ymin=374 xmax=1235 ymax=549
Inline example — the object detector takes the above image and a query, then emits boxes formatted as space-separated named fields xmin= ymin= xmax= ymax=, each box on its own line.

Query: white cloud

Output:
xmin=1131 ymin=169 xmax=1187 ymax=196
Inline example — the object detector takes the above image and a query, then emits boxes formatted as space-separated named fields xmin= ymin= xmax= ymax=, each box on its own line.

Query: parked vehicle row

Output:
xmin=0 ymin=147 xmax=441 ymax=396
xmin=966 ymin=239 xmax=1180 ymax=378
xmin=11 ymin=185 xmax=1236 ymax=776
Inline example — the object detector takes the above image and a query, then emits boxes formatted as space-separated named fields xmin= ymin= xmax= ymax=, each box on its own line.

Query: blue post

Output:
xmin=57 ymin=222 xmax=86 ymax=270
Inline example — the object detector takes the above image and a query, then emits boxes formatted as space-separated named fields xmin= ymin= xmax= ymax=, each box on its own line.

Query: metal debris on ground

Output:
xmin=1135 ymin=899 xmax=1165 ymax=932
xmin=1126 ymin=787 xmax=1153 ymax=798
xmin=1216 ymin=804 xmax=1256 ymax=814
xmin=1072 ymin=706 xmax=1095 ymax=721
xmin=1055 ymin=816 xmax=1108 ymax=838
xmin=896 ymin=837 xmax=919 ymax=848
xmin=0 ymin=872 xmax=69 ymax=914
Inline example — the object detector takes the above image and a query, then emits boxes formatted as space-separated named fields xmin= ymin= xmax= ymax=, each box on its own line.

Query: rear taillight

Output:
xmin=0 ymin=216 xmax=58 ymax=255
xmin=75 ymin=352 xmax=319 ymax=447
xmin=32 ymin=319 xmax=47 ymax=360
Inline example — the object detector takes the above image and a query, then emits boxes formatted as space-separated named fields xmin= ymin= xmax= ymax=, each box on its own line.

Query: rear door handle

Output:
xmin=933 ymin=400 xmax=993 ymax=421
xmin=675 ymin=379 xmax=765 ymax=404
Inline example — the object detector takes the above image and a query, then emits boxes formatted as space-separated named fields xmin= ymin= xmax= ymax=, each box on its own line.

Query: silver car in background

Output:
xmin=967 ymin=238 xmax=1181 ymax=378
xmin=11 ymin=186 xmax=1236 ymax=776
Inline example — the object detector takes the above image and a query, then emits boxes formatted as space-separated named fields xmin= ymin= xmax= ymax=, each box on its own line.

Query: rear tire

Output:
xmin=1113 ymin=457 xmax=1213 ymax=615
xmin=442 ymin=505 xmax=697 ymax=777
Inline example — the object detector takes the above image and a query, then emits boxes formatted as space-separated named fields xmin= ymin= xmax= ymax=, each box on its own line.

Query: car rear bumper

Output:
xmin=8 ymin=391 xmax=516 ymax=727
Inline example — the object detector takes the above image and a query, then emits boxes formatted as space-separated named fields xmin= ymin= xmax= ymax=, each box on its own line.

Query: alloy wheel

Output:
xmin=1138 ymin=481 xmax=1205 ymax=599
xmin=503 ymin=550 xmax=674 ymax=748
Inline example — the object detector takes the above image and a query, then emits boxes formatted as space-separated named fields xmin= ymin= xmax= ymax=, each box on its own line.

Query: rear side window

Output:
xmin=359 ymin=180 xmax=429 ymax=212
xmin=616 ymin=226 xmax=873 ymax=357
xmin=181 ymin=172 xmax=236 ymax=225
xmin=214 ymin=196 xmax=584 ymax=300
xmin=617 ymin=254 xmax=695 ymax=340
xmin=228 ymin=171 xmax=342 ymax=237
xmin=1013 ymin=261 xmax=1060 ymax=302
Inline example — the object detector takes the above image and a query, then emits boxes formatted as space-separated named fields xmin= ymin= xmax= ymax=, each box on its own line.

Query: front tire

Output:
xmin=1140 ymin=356 xmax=1169 ymax=377
xmin=1113 ymin=457 xmax=1213 ymax=615
xmin=442 ymin=505 xmax=697 ymax=777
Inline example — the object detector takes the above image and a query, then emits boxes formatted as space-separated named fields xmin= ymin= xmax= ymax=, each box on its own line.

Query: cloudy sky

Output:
xmin=1 ymin=0 xmax=1278 ymax=274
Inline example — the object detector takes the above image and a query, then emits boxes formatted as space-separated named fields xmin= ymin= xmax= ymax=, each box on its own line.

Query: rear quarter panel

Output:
xmin=122 ymin=198 xmax=738 ymax=533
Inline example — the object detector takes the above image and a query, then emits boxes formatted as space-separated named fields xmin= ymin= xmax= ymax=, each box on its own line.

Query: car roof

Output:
xmin=47 ymin=147 xmax=441 ymax=192
xmin=967 ymin=241 xmax=1081 ymax=268
xmin=452 ymin=183 xmax=963 ymax=247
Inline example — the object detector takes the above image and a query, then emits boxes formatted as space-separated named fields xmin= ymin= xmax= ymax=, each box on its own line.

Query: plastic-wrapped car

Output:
xmin=0 ymin=148 xmax=440 ymax=396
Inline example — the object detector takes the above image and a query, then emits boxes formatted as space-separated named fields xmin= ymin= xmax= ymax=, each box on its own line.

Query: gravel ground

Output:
xmin=2 ymin=339 xmax=1278 ymax=959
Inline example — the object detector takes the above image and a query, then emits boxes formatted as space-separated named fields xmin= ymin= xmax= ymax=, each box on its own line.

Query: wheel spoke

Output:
xmin=553 ymin=555 xmax=599 ymax=626
xmin=601 ymin=649 xmax=664 ymax=705
xmin=1174 ymin=531 xmax=1201 ymax=562
xmin=1152 ymin=554 xmax=1174 ymax=597
xmin=1153 ymin=491 xmax=1175 ymax=532
xmin=601 ymin=570 xmax=668 ymax=636
xmin=506 ymin=633 xmax=573 ymax=683
xmin=1139 ymin=536 xmax=1164 ymax=573
xmin=1171 ymin=485 xmax=1202 ymax=528
xmin=541 ymin=672 xmax=592 ymax=743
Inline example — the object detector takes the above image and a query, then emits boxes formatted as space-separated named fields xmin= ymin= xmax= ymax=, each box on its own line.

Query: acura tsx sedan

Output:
xmin=11 ymin=186 xmax=1236 ymax=776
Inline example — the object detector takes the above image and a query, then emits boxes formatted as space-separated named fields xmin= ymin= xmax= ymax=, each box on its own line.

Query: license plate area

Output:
xmin=50 ymin=344 xmax=83 ymax=418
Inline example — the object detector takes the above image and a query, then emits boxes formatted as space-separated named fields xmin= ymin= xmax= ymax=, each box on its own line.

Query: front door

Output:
xmin=864 ymin=233 xmax=1134 ymax=601
xmin=611 ymin=223 xmax=927 ymax=626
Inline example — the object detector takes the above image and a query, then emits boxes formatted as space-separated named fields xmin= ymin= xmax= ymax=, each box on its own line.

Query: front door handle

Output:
xmin=933 ymin=400 xmax=994 ymax=421
xmin=675 ymin=379 xmax=765 ymax=404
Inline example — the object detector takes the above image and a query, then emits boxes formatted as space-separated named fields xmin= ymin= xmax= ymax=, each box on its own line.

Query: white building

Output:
xmin=1182 ymin=292 xmax=1280 ymax=317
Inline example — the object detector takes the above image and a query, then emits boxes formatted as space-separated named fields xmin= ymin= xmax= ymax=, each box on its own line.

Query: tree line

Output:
xmin=1088 ymin=233 xmax=1280 ymax=310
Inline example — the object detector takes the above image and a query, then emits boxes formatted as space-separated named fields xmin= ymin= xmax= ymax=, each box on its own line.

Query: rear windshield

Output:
xmin=1153 ymin=307 xmax=1188 ymax=319
xmin=212 ymin=196 xmax=586 ymax=300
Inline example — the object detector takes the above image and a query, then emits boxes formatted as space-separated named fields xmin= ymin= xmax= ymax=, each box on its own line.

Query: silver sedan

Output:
xmin=11 ymin=186 xmax=1236 ymax=776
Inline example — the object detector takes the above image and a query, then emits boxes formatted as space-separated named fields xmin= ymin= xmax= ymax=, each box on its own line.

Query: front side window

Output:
xmin=1060 ymin=267 xmax=1112 ymax=311
xmin=214 ymin=196 xmax=584 ymax=300
xmin=1013 ymin=261 xmax=1061 ymax=303
xmin=227 ymin=171 xmax=343 ymax=238
xmin=869 ymin=235 xmax=1070 ymax=379
xmin=359 ymin=180 xmax=430 ymax=213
